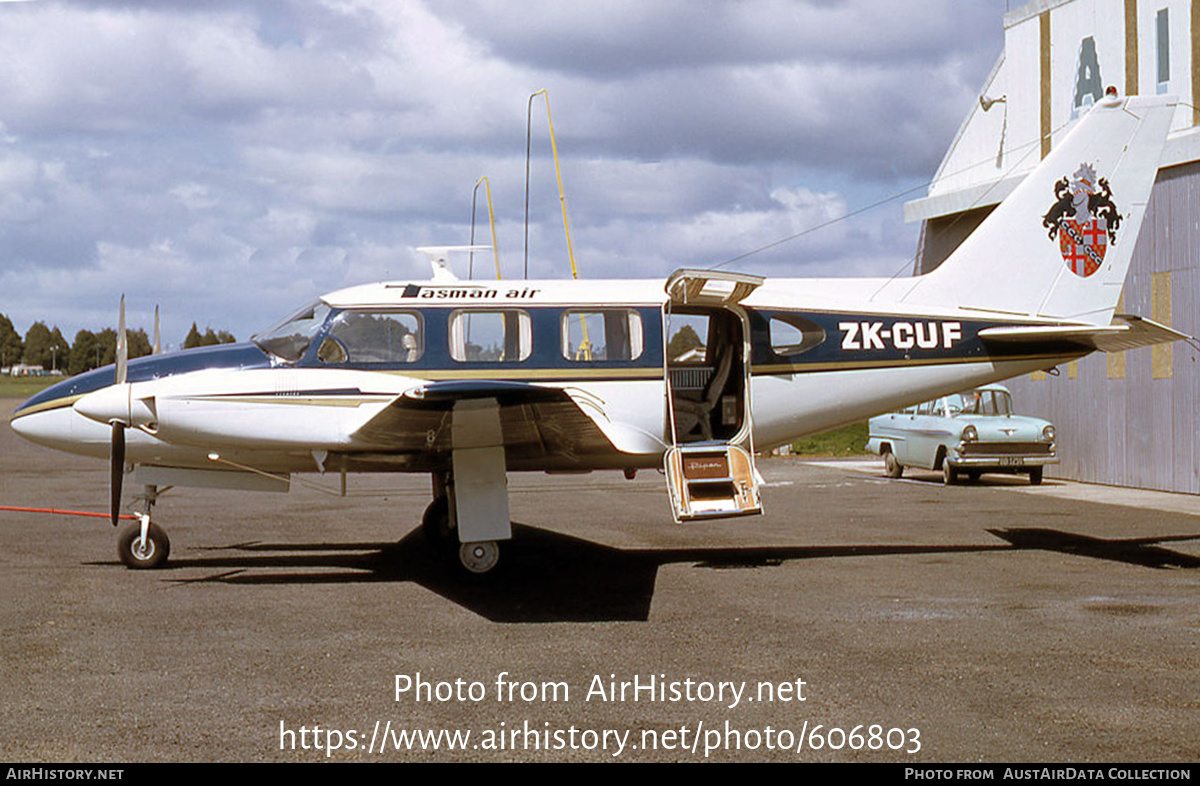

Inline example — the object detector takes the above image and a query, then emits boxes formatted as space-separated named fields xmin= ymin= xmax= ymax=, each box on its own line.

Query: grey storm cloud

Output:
xmin=0 ymin=0 xmax=1006 ymax=342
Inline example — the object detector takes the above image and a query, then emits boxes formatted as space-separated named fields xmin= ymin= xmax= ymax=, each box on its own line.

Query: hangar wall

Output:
xmin=907 ymin=0 xmax=1200 ymax=493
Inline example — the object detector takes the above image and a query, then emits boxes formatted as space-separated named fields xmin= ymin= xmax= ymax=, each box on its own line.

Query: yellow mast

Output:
xmin=529 ymin=89 xmax=590 ymax=358
xmin=471 ymin=175 xmax=502 ymax=279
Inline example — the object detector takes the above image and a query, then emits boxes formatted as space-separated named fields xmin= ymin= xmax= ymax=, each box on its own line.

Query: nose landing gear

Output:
xmin=116 ymin=485 xmax=170 ymax=570
xmin=117 ymin=515 xmax=170 ymax=569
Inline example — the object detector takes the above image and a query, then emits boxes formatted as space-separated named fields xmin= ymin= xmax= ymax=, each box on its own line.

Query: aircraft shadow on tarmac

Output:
xmin=84 ymin=522 xmax=1200 ymax=623
xmin=987 ymin=528 xmax=1200 ymax=570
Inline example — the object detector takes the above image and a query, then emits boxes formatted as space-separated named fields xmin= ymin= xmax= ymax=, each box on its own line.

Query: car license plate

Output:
xmin=1000 ymin=456 xmax=1025 ymax=466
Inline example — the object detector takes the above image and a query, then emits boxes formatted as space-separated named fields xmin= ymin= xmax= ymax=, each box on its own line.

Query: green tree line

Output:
xmin=0 ymin=314 xmax=236 ymax=376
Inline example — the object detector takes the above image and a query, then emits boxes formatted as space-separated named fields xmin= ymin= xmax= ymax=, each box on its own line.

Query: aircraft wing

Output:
xmin=350 ymin=380 xmax=665 ymax=462
xmin=978 ymin=314 xmax=1190 ymax=353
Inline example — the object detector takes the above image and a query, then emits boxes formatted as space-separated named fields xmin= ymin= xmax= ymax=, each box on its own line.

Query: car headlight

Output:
xmin=961 ymin=425 xmax=978 ymax=442
xmin=1043 ymin=425 xmax=1056 ymax=441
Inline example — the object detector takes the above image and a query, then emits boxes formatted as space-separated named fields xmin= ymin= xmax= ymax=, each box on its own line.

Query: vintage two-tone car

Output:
xmin=865 ymin=384 xmax=1057 ymax=485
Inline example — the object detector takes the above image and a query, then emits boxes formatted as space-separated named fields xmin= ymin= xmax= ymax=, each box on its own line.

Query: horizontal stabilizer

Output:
xmin=978 ymin=314 xmax=1190 ymax=353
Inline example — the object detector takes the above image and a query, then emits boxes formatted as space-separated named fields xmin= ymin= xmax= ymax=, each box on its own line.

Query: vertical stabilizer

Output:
xmin=898 ymin=94 xmax=1175 ymax=325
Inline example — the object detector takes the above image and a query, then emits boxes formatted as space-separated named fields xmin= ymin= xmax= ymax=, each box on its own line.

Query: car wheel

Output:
xmin=942 ymin=461 xmax=958 ymax=486
xmin=884 ymin=450 xmax=903 ymax=479
xmin=1029 ymin=467 xmax=1043 ymax=485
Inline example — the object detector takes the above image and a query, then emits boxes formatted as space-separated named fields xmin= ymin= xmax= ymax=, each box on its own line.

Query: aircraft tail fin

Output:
xmin=897 ymin=94 xmax=1176 ymax=325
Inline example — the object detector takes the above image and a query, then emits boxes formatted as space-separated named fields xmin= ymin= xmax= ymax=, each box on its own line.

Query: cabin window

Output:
xmin=318 ymin=310 xmax=423 ymax=364
xmin=561 ymin=309 xmax=643 ymax=361
xmin=769 ymin=313 xmax=826 ymax=357
xmin=449 ymin=309 xmax=532 ymax=362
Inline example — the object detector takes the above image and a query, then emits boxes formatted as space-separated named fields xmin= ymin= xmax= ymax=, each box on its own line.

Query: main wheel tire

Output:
xmin=942 ymin=461 xmax=958 ymax=486
xmin=458 ymin=541 xmax=500 ymax=575
xmin=1029 ymin=467 xmax=1044 ymax=485
xmin=117 ymin=522 xmax=170 ymax=570
xmin=884 ymin=451 xmax=904 ymax=479
xmin=967 ymin=470 xmax=981 ymax=482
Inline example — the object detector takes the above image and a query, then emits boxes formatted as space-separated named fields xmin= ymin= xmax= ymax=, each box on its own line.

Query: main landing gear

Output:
xmin=422 ymin=495 xmax=502 ymax=576
xmin=422 ymin=472 xmax=504 ymax=576
xmin=116 ymin=485 xmax=170 ymax=570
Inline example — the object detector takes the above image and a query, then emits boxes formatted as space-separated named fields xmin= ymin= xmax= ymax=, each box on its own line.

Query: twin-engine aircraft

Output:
xmin=9 ymin=94 xmax=1186 ymax=575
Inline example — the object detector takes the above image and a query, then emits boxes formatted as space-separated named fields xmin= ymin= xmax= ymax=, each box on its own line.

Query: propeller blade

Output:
xmin=152 ymin=305 xmax=161 ymax=355
xmin=116 ymin=295 xmax=128 ymax=385
xmin=110 ymin=421 xmax=125 ymax=527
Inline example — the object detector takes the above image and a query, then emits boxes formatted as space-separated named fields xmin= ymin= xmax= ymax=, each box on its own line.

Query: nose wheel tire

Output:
xmin=117 ymin=522 xmax=170 ymax=570
xmin=458 ymin=541 xmax=500 ymax=575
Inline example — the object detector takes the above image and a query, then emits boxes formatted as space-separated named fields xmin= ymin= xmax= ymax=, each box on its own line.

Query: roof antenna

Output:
xmin=416 ymin=246 xmax=491 ymax=283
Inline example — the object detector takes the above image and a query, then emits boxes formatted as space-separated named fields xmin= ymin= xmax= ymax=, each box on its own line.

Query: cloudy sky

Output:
xmin=0 ymin=0 xmax=1009 ymax=346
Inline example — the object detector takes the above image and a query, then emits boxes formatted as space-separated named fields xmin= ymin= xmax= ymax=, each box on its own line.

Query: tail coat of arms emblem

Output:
xmin=1042 ymin=163 xmax=1122 ymax=278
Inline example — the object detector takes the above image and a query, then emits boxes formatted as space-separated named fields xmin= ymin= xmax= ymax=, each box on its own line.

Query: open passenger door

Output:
xmin=663 ymin=269 xmax=765 ymax=522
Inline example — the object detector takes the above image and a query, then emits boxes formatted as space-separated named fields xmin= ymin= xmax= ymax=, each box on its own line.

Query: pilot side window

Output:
xmin=318 ymin=311 xmax=423 ymax=364
xmin=449 ymin=309 xmax=532 ymax=362
xmin=253 ymin=301 xmax=332 ymax=362
xmin=561 ymin=309 xmax=643 ymax=361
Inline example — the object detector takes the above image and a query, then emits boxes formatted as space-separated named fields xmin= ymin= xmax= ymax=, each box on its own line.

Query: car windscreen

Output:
xmin=963 ymin=389 xmax=1013 ymax=416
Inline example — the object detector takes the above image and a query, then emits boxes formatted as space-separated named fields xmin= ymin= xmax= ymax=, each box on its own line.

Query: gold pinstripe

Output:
xmin=11 ymin=348 xmax=1085 ymax=419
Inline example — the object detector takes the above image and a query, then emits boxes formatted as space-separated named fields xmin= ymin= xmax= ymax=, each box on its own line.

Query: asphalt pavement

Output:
xmin=2 ymin=398 xmax=1197 ymax=762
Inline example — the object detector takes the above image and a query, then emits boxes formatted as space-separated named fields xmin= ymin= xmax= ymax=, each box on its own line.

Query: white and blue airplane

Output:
xmin=9 ymin=94 xmax=1186 ymax=575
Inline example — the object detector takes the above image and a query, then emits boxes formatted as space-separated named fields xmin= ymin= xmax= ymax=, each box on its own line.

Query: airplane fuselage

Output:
xmin=10 ymin=275 xmax=1084 ymax=476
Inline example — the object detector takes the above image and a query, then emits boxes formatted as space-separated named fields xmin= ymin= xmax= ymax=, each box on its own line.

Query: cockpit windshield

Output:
xmin=252 ymin=301 xmax=331 ymax=362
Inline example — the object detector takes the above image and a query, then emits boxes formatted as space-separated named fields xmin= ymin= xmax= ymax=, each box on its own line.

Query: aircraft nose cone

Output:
xmin=9 ymin=411 xmax=35 ymax=440
xmin=10 ymin=404 xmax=112 ymax=458
xmin=10 ymin=407 xmax=71 ymax=450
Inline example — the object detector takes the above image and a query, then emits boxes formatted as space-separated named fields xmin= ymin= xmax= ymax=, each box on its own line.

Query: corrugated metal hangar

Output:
xmin=906 ymin=0 xmax=1200 ymax=494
